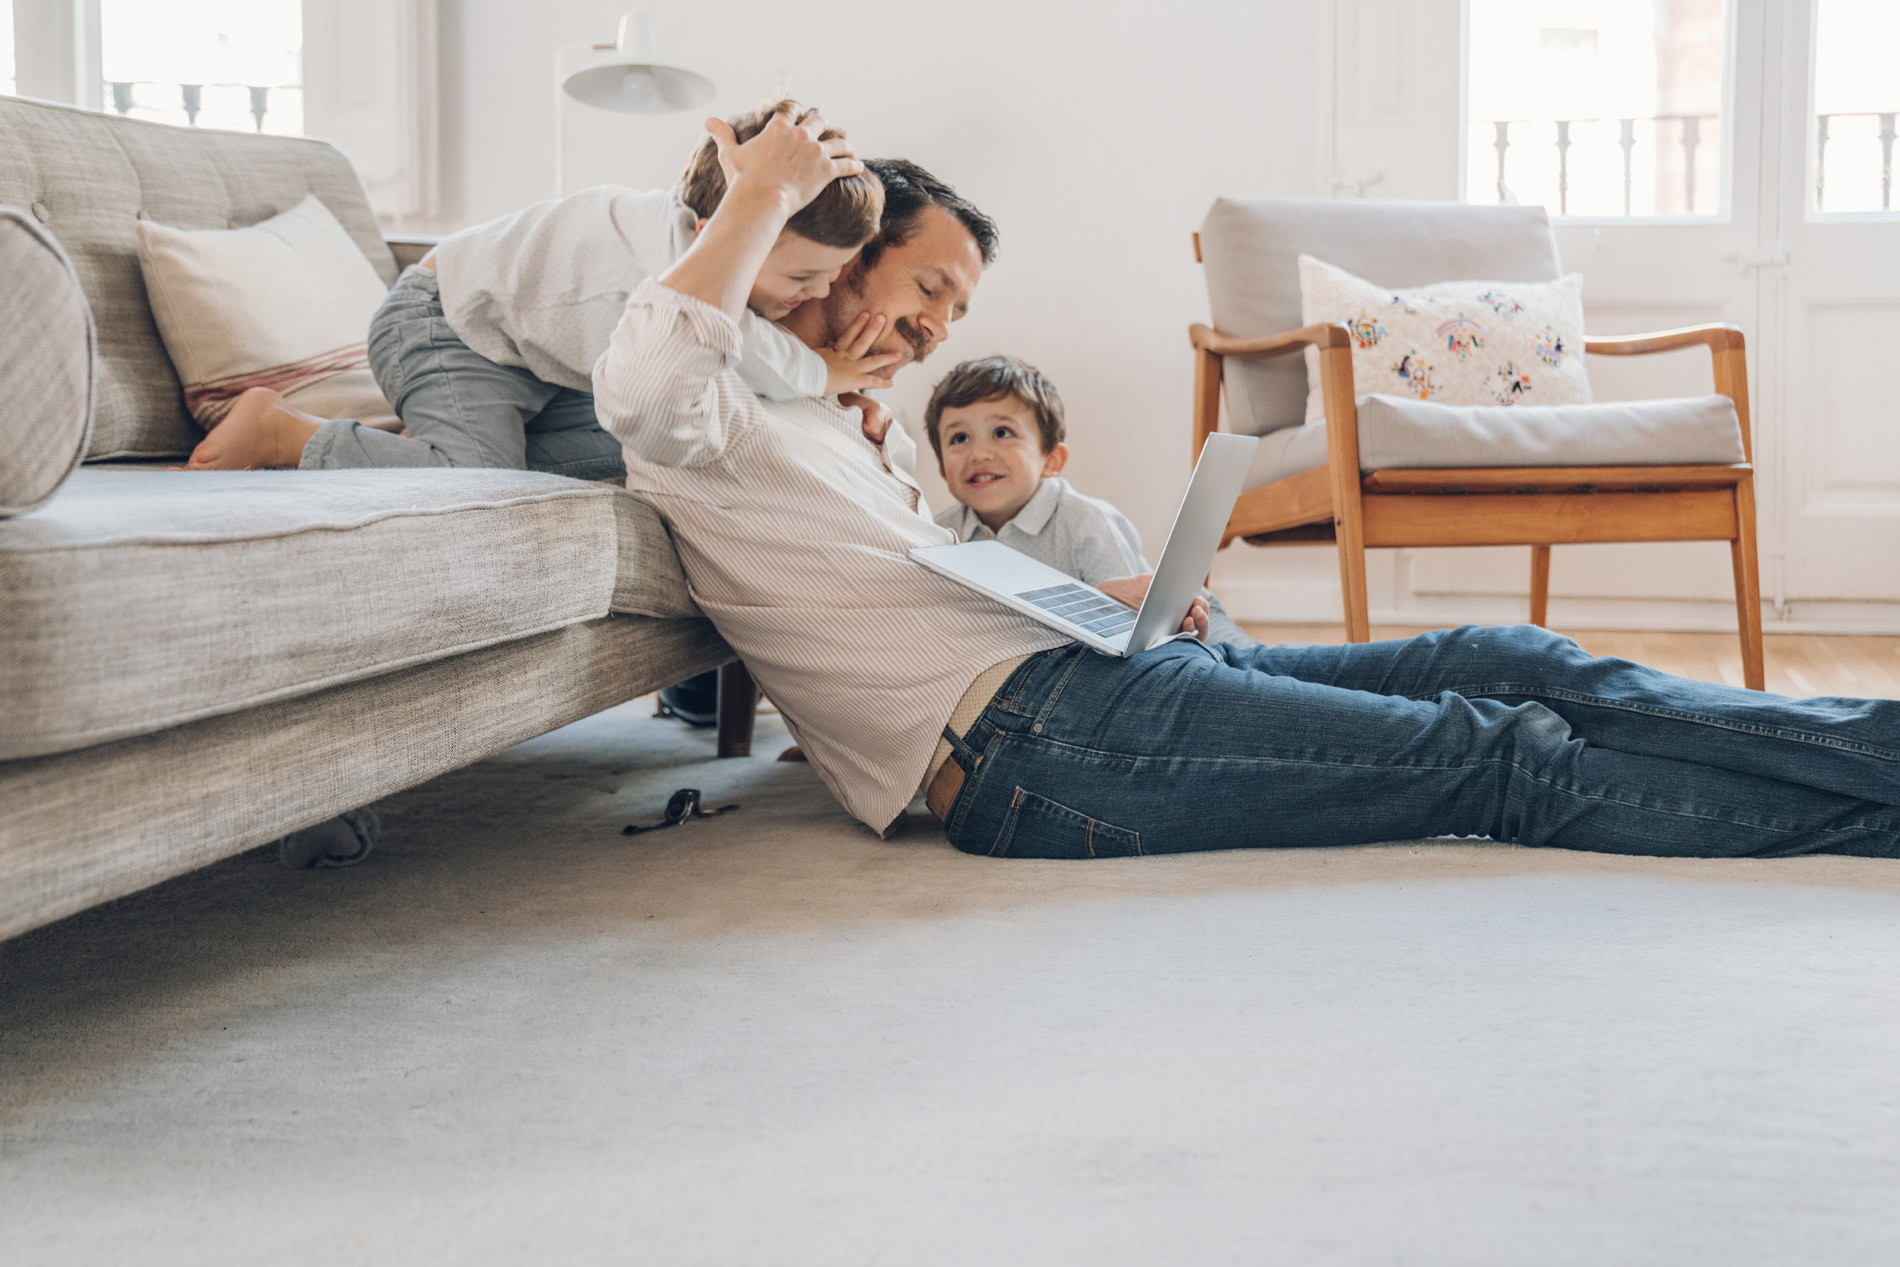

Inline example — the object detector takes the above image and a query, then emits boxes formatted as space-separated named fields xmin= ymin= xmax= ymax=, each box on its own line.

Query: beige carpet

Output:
xmin=6 ymin=701 xmax=1900 ymax=1264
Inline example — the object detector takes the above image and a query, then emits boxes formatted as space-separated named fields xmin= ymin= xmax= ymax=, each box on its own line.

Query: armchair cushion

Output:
xmin=1242 ymin=394 xmax=1746 ymax=490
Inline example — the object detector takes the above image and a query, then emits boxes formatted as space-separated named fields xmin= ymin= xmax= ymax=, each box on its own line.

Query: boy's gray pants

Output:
xmin=300 ymin=267 xmax=626 ymax=481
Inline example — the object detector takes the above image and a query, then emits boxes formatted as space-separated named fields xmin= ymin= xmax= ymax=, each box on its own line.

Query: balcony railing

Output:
xmin=105 ymin=80 xmax=301 ymax=135
xmin=1816 ymin=111 xmax=1897 ymax=212
xmin=1478 ymin=115 xmax=1718 ymax=217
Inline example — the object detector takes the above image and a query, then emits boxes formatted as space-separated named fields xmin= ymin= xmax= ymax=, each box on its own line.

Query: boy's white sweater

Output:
xmin=431 ymin=184 xmax=826 ymax=402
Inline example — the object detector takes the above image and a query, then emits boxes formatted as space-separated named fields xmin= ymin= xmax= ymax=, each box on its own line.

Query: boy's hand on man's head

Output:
xmin=839 ymin=391 xmax=893 ymax=445
xmin=820 ymin=311 xmax=905 ymax=394
xmin=705 ymin=109 xmax=862 ymax=216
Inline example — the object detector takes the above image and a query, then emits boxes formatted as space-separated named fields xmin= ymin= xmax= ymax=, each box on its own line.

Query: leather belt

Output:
xmin=926 ymin=757 xmax=966 ymax=822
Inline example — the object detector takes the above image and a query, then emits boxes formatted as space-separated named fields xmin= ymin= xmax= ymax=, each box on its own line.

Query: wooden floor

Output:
xmin=1238 ymin=623 xmax=1900 ymax=699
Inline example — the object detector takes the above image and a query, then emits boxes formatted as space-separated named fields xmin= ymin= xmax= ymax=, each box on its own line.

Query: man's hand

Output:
xmin=1098 ymin=574 xmax=1212 ymax=641
xmin=839 ymin=391 xmax=892 ymax=445
xmin=1096 ymin=574 xmax=1150 ymax=610
xmin=705 ymin=108 xmax=862 ymax=218
xmin=820 ymin=311 xmax=905 ymax=394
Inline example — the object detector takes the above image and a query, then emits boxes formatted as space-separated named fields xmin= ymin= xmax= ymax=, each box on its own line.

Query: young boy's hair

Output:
xmin=922 ymin=355 xmax=1066 ymax=464
xmin=679 ymin=98 xmax=884 ymax=249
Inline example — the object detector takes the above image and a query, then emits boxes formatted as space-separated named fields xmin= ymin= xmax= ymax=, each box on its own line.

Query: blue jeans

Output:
xmin=939 ymin=625 xmax=1900 ymax=859
xmin=300 ymin=267 xmax=627 ymax=480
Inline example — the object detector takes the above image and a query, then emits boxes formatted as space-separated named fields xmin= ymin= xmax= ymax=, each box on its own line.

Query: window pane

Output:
xmin=99 ymin=0 xmax=302 ymax=135
xmin=1466 ymin=0 xmax=1727 ymax=218
xmin=1813 ymin=0 xmax=1899 ymax=214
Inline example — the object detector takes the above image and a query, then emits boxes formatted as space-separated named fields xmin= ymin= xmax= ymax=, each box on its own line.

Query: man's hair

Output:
xmin=679 ymin=98 xmax=884 ymax=249
xmin=922 ymin=355 xmax=1065 ymax=463
xmin=859 ymin=158 xmax=999 ymax=272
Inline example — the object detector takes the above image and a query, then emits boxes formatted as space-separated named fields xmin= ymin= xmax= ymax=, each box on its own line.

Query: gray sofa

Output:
xmin=0 ymin=96 xmax=741 ymax=942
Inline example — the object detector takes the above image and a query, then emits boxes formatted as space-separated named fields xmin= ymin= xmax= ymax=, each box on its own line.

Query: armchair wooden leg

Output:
xmin=1318 ymin=347 xmax=1370 ymax=643
xmin=1336 ymin=534 xmax=1371 ymax=643
xmin=1731 ymin=479 xmax=1766 ymax=691
xmin=1529 ymin=545 xmax=1551 ymax=627
xmin=716 ymin=660 xmax=760 ymax=757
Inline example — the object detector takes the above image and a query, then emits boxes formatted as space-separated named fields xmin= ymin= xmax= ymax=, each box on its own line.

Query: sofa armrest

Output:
xmin=384 ymin=235 xmax=441 ymax=272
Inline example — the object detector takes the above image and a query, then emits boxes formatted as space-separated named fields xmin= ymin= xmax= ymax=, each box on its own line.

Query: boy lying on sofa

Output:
xmin=181 ymin=98 xmax=903 ymax=475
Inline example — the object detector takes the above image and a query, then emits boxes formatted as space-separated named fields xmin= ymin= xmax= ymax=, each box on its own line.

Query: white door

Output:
xmin=1420 ymin=0 xmax=1900 ymax=634
xmin=1396 ymin=0 xmax=1763 ymax=633
xmin=1771 ymin=0 xmax=1900 ymax=620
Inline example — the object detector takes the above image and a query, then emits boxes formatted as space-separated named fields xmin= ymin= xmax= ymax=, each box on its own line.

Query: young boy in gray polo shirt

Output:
xmin=925 ymin=355 xmax=1255 ymax=647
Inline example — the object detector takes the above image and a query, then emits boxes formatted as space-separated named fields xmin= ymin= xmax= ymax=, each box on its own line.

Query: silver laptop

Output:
xmin=909 ymin=431 xmax=1260 ymax=656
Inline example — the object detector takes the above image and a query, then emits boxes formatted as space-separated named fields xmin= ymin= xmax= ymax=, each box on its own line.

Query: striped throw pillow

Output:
xmin=136 ymin=195 xmax=397 ymax=433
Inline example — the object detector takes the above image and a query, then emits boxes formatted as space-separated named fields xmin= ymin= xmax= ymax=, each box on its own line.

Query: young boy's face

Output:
xmin=748 ymin=230 xmax=862 ymax=321
xmin=937 ymin=394 xmax=1070 ymax=531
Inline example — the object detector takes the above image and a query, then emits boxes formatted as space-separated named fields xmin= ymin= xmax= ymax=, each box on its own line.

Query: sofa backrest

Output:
xmin=0 ymin=97 xmax=395 ymax=460
xmin=1198 ymin=198 xmax=1562 ymax=436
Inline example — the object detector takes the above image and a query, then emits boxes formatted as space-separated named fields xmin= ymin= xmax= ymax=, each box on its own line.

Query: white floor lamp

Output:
xmin=554 ymin=9 xmax=718 ymax=197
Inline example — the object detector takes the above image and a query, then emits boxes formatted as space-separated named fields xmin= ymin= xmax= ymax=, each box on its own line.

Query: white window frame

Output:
xmin=1802 ymin=0 xmax=1900 ymax=223
xmin=12 ymin=0 xmax=103 ymax=110
xmin=1455 ymin=0 xmax=1742 ymax=227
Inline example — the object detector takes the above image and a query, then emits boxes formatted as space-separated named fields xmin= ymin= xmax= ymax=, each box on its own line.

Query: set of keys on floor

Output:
xmin=622 ymin=788 xmax=740 ymax=836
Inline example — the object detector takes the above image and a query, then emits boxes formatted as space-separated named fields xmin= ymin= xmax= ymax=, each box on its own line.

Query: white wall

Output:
xmin=438 ymin=0 xmax=1327 ymax=548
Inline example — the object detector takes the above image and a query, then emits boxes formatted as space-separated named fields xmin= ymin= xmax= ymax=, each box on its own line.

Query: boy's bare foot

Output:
xmin=182 ymin=387 xmax=326 ymax=470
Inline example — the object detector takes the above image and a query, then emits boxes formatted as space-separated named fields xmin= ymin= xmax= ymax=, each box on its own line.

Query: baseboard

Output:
xmin=1214 ymin=575 xmax=1900 ymax=635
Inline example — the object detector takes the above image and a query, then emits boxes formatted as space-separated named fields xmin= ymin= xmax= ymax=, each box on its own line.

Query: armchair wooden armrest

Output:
xmin=1190 ymin=320 xmax=1361 ymax=474
xmin=1190 ymin=321 xmax=1351 ymax=359
xmin=1584 ymin=322 xmax=1744 ymax=357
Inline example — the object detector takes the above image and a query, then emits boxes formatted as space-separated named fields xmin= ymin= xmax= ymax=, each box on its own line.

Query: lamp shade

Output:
xmin=561 ymin=10 xmax=716 ymax=114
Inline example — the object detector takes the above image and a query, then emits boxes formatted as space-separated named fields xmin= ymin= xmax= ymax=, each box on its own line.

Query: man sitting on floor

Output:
xmin=596 ymin=108 xmax=1900 ymax=862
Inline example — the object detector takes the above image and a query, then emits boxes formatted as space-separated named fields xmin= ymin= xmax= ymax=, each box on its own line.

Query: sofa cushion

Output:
xmin=606 ymin=485 xmax=704 ymax=619
xmin=1242 ymin=394 xmax=1746 ymax=490
xmin=0 ymin=206 xmax=94 ymax=516
xmin=0 ymin=468 xmax=626 ymax=760
xmin=137 ymin=195 xmax=399 ymax=431
xmin=0 ymin=97 xmax=396 ymax=460
xmin=1199 ymin=198 xmax=1562 ymax=437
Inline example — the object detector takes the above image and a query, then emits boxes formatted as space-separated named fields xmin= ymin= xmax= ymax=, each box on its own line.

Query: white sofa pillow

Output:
xmin=1298 ymin=254 xmax=1591 ymax=423
xmin=137 ymin=195 xmax=397 ymax=431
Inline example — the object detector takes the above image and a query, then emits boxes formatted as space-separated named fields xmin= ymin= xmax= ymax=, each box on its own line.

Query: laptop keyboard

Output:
xmin=1016 ymin=582 xmax=1137 ymax=637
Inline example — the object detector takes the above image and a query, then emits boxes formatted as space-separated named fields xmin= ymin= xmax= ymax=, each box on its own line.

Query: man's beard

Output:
xmin=890 ymin=316 xmax=936 ymax=365
xmin=822 ymin=307 xmax=933 ymax=366
xmin=823 ymin=274 xmax=936 ymax=365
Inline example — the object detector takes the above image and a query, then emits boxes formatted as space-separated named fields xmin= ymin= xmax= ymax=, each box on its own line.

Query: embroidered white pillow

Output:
xmin=1298 ymin=254 xmax=1591 ymax=423
xmin=137 ymin=195 xmax=398 ymax=432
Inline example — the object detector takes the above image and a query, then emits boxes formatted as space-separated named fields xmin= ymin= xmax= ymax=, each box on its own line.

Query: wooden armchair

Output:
xmin=1190 ymin=199 xmax=1764 ymax=690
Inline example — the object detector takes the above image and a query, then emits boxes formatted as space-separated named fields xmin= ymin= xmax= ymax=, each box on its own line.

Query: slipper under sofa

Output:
xmin=0 ymin=96 xmax=746 ymax=943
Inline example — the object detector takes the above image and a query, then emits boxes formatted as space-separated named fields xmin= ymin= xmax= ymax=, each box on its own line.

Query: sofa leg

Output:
xmin=716 ymin=661 xmax=760 ymax=758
